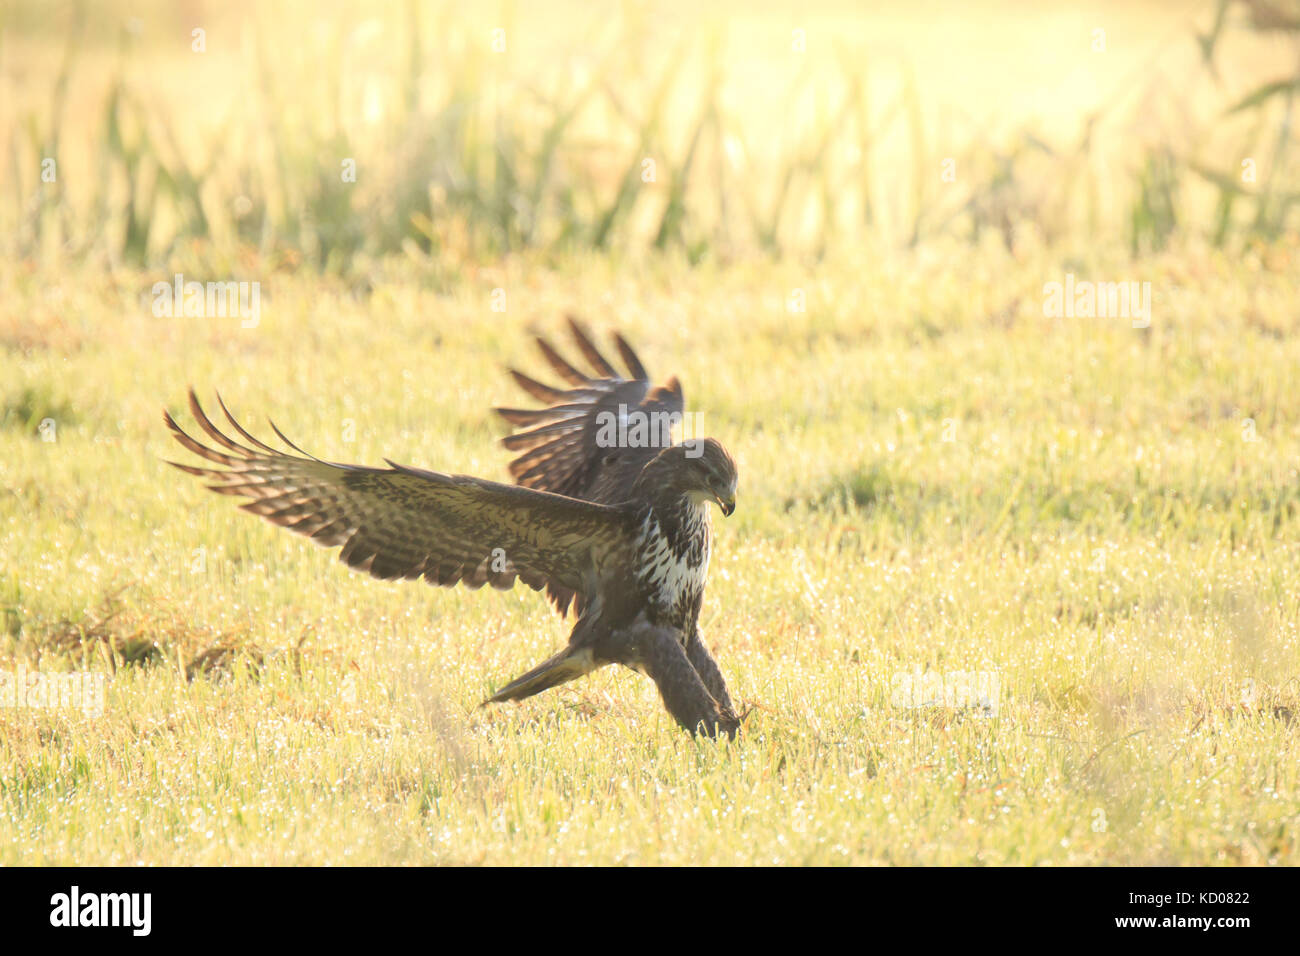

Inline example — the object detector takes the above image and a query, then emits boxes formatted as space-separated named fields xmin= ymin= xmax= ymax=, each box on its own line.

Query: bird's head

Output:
xmin=642 ymin=437 xmax=737 ymax=516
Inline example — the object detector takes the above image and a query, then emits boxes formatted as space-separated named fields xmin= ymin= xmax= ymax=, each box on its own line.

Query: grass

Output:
xmin=1 ymin=239 xmax=1298 ymax=865
xmin=1 ymin=0 xmax=1298 ymax=866
xmin=4 ymin=2 xmax=1300 ymax=268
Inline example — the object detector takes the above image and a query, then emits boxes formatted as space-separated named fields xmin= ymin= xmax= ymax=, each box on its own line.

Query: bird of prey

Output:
xmin=163 ymin=320 xmax=741 ymax=737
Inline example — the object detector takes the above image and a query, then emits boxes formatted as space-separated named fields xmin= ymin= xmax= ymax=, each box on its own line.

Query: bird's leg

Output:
xmin=685 ymin=626 xmax=735 ymax=714
xmin=634 ymin=626 xmax=740 ymax=739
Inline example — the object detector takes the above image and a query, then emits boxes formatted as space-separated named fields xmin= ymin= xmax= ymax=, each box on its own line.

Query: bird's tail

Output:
xmin=483 ymin=646 xmax=596 ymax=705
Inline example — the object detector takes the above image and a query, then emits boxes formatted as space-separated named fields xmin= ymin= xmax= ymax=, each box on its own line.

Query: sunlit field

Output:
xmin=2 ymin=1 xmax=1298 ymax=866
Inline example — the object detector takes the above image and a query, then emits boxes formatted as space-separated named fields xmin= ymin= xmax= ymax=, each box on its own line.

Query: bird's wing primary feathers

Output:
xmin=495 ymin=316 xmax=684 ymax=504
xmin=495 ymin=318 xmax=683 ymax=615
xmin=164 ymin=389 xmax=634 ymax=596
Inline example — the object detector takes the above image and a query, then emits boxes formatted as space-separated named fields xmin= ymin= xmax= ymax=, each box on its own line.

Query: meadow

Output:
xmin=1 ymin=1 xmax=1297 ymax=865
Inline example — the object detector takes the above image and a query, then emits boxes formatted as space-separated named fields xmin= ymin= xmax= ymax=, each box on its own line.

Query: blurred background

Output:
xmin=3 ymin=2 xmax=1299 ymax=867
xmin=3 ymin=0 xmax=1298 ymax=273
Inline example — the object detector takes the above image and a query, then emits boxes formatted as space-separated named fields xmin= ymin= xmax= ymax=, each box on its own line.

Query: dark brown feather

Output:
xmin=565 ymin=316 xmax=620 ymax=378
xmin=493 ymin=324 xmax=688 ymax=616
xmin=165 ymin=390 xmax=637 ymax=596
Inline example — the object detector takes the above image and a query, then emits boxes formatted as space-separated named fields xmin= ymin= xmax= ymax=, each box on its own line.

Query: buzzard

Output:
xmin=163 ymin=320 xmax=741 ymax=737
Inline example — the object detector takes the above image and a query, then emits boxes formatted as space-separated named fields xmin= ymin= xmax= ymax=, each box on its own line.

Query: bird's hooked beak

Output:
xmin=716 ymin=492 xmax=735 ymax=517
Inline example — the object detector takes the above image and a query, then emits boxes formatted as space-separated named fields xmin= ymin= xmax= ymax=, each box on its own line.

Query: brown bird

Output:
xmin=163 ymin=320 xmax=741 ymax=737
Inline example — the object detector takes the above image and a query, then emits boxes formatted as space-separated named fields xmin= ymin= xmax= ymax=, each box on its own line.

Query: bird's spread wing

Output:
xmin=164 ymin=390 xmax=635 ymax=596
xmin=495 ymin=317 xmax=684 ymax=505
xmin=495 ymin=319 xmax=683 ymax=616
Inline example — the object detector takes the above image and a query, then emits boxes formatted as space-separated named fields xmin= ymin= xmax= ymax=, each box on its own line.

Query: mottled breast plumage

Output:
xmin=633 ymin=502 xmax=711 ymax=633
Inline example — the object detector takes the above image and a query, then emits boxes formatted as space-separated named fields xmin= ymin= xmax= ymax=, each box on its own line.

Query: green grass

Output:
xmin=2 ymin=0 xmax=1298 ymax=867
xmin=4 ymin=1 xmax=1299 ymax=269
xmin=2 ymin=240 xmax=1297 ymax=864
